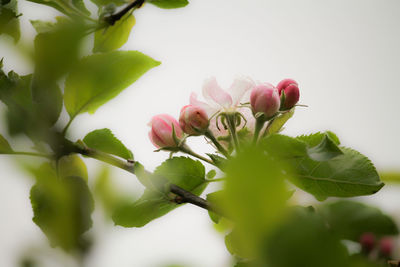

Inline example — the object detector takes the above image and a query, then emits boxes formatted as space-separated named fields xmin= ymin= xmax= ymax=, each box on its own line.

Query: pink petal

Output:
xmin=202 ymin=77 xmax=233 ymax=108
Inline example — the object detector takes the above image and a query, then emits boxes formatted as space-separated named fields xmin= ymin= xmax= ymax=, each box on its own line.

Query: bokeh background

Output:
xmin=1 ymin=0 xmax=400 ymax=266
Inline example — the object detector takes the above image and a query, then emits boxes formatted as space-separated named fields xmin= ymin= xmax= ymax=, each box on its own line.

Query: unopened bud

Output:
xmin=359 ymin=232 xmax=375 ymax=253
xmin=250 ymin=83 xmax=280 ymax=119
xmin=379 ymin=237 xmax=394 ymax=257
xmin=277 ymin=78 xmax=300 ymax=110
xmin=148 ymin=114 xmax=183 ymax=148
xmin=179 ymin=105 xmax=209 ymax=135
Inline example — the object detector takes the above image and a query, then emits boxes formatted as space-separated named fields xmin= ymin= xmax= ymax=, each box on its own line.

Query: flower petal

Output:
xmin=190 ymin=92 xmax=217 ymax=116
xmin=229 ymin=76 xmax=255 ymax=105
xmin=202 ymin=77 xmax=233 ymax=108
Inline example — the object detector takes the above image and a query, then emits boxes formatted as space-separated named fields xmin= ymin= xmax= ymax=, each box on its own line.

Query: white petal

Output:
xmin=190 ymin=92 xmax=216 ymax=116
xmin=229 ymin=76 xmax=256 ymax=105
xmin=202 ymin=77 xmax=233 ymax=108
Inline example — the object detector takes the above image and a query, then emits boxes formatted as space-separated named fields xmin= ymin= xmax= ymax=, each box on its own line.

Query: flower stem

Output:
xmin=204 ymin=130 xmax=229 ymax=157
xmin=253 ymin=118 xmax=266 ymax=145
xmin=226 ymin=113 xmax=240 ymax=151
xmin=179 ymin=144 xmax=216 ymax=166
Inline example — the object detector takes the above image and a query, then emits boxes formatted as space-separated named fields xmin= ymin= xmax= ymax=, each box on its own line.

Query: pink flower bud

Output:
xmin=179 ymin=105 xmax=209 ymax=135
xmin=359 ymin=232 xmax=375 ymax=253
xmin=148 ymin=114 xmax=183 ymax=148
xmin=277 ymin=78 xmax=300 ymax=110
xmin=379 ymin=237 xmax=393 ymax=257
xmin=250 ymin=83 xmax=280 ymax=118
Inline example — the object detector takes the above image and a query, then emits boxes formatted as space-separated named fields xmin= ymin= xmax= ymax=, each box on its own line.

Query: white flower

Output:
xmin=190 ymin=77 xmax=256 ymax=138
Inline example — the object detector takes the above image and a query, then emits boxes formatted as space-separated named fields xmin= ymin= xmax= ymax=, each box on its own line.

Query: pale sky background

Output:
xmin=1 ymin=0 xmax=400 ymax=266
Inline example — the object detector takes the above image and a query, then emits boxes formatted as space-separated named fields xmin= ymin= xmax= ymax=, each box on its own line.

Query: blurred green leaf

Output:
xmin=223 ymin=146 xmax=289 ymax=258
xmin=206 ymin=169 xmax=216 ymax=179
xmin=263 ymin=207 xmax=350 ymax=267
xmin=264 ymin=109 xmax=294 ymax=135
xmin=319 ymin=200 xmax=398 ymax=241
xmin=29 ymin=163 xmax=94 ymax=251
xmin=113 ymin=157 xmax=206 ymax=227
xmin=64 ymin=51 xmax=160 ymax=118
xmin=83 ymin=128 xmax=133 ymax=160
xmin=147 ymin=0 xmax=188 ymax=9
xmin=94 ymin=14 xmax=135 ymax=53
xmin=0 ymin=133 xmax=12 ymax=153
xmin=27 ymin=0 xmax=90 ymax=16
xmin=33 ymin=17 xmax=85 ymax=80
xmin=90 ymin=0 xmax=126 ymax=7
xmin=0 ymin=69 xmax=56 ymax=138
xmin=262 ymin=134 xmax=383 ymax=201
xmin=0 ymin=0 xmax=20 ymax=42
xmin=58 ymin=154 xmax=88 ymax=182
xmin=206 ymin=190 xmax=223 ymax=224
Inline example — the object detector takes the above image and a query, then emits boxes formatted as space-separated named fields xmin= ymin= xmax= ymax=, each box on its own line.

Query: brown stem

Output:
xmin=104 ymin=0 xmax=145 ymax=25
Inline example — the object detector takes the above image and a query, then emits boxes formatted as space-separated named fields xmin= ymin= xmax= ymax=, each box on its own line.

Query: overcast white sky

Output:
xmin=1 ymin=0 xmax=400 ymax=266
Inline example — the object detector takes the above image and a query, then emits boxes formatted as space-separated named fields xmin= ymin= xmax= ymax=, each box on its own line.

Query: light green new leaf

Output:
xmin=319 ymin=200 xmax=398 ymax=241
xmin=264 ymin=109 xmax=294 ymax=135
xmin=27 ymin=0 xmax=90 ymax=16
xmin=148 ymin=0 xmax=188 ymax=9
xmin=94 ymin=14 xmax=135 ymax=53
xmin=58 ymin=154 xmax=88 ymax=181
xmin=379 ymin=171 xmax=400 ymax=183
xmin=83 ymin=128 xmax=133 ymax=160
xmin=0 ymin=0 xmax=20 ymax=42
xmin=0 ymin=134 xmax=12 ymax=153
xmin=64 ymin=51 xmax=160 ymax=118
xmin=296 ymin=131 xmax=340 ymax=146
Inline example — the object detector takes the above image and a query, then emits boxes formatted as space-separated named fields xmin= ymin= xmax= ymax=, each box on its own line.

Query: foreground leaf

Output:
xmin=30 ymin=164 xmax=93 ymax=251
xmin=94 ymin=14 xmax=135 ymax=53
xmin=0 ymin=0 xmax=20 ymax=42
xmin=64 ymin=51 xmax=160 ymax=118
xmin=83 ymin=128 xmax=133 ymax=160
xmin=319 ymin=200 xmax=398 ymax=241
xmin=264 ymin=207 xmax=350 ymax=267
xmin=0 ymin=134 xmax=12 ymax=153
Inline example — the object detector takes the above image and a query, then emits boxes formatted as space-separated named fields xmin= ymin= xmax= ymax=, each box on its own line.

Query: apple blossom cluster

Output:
xmin=148 ymin=77 xmax=300 ymax=156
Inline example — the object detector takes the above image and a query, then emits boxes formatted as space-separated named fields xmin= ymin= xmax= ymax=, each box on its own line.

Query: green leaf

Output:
xmin=264 ymin=207 xmax=350 ymax=267
xmin=264 ymin=109 xmax=294 ymax=135
xmin=262 ymin=134 xmax=383 ymax=201
xmin=291 ymin=147 xmax=383 ymax=201
xmin=26 ymin=0 xmax=90 ymax=16
xmin=307 ymin=135 xmax=343 ymax=161
xmin=0 ymin=133 xmax=12 ymax=153
xmin=223 ymin=146 xmax=289 ymax=258
xmin=113 ymin=190 xmax=177 ymax=227
xmin=147 ymin=0 xmax=188 ymax=9
xmin=154 ymin=156 xmax=206 ymax=195
xmin=94 ymin=14 xmax=135 ymax=53
xmin=58 ymin=154 xmax=88 ymax=182
xmin=206 ymin=153 xmax=227 ymax=170
xmin=297 ymin=131 xmax=340 ymax=146
xmin=0 ymin=0 xmax=20 ymax=42
xmin=206 ymin=191 xmax=223 ymax=224
xmin=64 ymin=51 xmax=160 ymax=118
xmin=29 ymin=163 xmax=94 ymax=251
xmin=319 ymin=200 xmax=398 ymax=241
xmin=90 ymin=0 xmax=126 ymax=7
xmin=83 ymin=128 xmax=133 ymax=160
xmin=113 ymin=157 xmax=206 ymax=227
xmin=0 ymin=69 xmax=59 ymax=138
xmin=206 ymin=169 xmax=216 ymax=179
